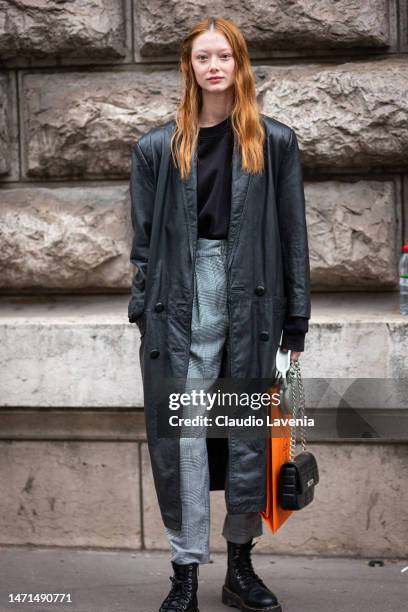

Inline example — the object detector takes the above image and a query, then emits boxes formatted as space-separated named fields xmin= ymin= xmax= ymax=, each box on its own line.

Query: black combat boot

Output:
xmin=159 ymin=561 xmax=200 ymax=612
xmin=222 ymin=539 xmax=282 ymax=611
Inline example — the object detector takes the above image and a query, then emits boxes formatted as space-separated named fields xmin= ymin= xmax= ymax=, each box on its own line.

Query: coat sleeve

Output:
xmin=276 ymin=128 xmax=311 ymax=319
xmin=128 ymin=139 xmax=156 ymax=324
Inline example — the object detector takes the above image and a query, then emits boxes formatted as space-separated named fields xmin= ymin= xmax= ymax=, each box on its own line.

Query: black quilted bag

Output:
xmin=277 ymin=361 xmax=319 ymax=511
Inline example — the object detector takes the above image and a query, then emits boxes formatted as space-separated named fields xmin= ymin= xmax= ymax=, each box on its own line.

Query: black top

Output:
xmin=197 ymin=116 xmax=233 ymax=239
xmin=196 ymin=116 xmax=309 ymax=352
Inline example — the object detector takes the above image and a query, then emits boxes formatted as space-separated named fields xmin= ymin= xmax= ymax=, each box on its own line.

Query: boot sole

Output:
xmin=160 ymin=605 xmax=199 ymax=612
xmin=222 ymin=585 xmax=282 ymax=612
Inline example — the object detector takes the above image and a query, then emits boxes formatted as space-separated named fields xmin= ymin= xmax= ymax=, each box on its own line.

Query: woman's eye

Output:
xmin=196 ymin=54 xmax=231 ymax=61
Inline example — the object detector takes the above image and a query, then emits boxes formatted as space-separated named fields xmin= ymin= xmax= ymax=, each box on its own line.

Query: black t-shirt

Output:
xmin=196 ymin=116 xmax=309 ymax=352
xmin=197 ymin=116 xmax=233 ymax=239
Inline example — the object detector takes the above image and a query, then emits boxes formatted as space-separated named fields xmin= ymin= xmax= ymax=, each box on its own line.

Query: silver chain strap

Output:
xmin=286 ymin=360 xmax=307 ymax=461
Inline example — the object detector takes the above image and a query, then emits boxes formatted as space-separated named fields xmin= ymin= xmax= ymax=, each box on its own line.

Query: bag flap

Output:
xmin=292 ymin=451 xmax=319 ymax=493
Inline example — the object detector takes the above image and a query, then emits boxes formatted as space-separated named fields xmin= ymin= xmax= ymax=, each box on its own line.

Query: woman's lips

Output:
xmin=208 ymin=77 xmax=223 ymax=81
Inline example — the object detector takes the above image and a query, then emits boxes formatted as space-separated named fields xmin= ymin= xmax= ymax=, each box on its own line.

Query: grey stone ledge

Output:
xmin=0 ymin=293 xmax=406 ymax=409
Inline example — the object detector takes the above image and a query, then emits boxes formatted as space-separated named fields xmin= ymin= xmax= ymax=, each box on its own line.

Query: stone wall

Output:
xmin=0 ymin=0 xmax=407 ymax=292
xmin=1 ymin=1 xmax=407 ymax=555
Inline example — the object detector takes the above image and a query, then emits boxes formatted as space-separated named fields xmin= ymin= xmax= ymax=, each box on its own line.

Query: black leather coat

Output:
xmin=128 ymin=114 xmax=311 ymax=530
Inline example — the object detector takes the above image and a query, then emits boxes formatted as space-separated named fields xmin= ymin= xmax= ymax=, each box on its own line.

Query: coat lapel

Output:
xmin=180 ymin=148 xmax=198 ymax=264
xmin=180 ymin=127 xmax=252 ymax=269
xmin=227 ymin=131 xmax=252 ymax=271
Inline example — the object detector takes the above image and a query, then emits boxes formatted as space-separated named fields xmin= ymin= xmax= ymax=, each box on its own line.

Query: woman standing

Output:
xmin=128 ymin=17 xmax=310 ymax=612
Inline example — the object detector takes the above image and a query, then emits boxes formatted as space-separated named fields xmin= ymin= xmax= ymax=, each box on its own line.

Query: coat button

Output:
xmin=259 ymin=331 xmax=269 ymax=341
xmin=254 ymin=285 xmax=265 ymax=296
xmin=154 ymin=302 xmax=164 ymax=312
xmin=150 ymin=349 xmax=160 ymax=359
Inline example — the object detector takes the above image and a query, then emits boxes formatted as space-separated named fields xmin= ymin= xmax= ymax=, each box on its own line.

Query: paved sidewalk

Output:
xmin=0 ymin=547 xmax=406 ymax=612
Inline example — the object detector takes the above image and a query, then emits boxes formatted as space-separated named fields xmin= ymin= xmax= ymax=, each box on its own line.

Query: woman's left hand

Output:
xmin=281 ymin=347 xmax=301 ymax=362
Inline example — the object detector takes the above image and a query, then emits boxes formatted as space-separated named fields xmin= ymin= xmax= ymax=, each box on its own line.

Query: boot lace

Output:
xmin=233 ymin=541 xmax=268 ymax=592
xmin=160 ymin=573 xmax=194 ymax=611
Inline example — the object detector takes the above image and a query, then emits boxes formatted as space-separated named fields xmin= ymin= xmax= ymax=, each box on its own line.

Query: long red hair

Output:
xmin=170 ymin=17 xmax=265 ymax=180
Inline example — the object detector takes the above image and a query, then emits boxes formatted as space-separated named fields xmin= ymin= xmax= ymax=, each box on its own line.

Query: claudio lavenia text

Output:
xmin=168 ymin=415 xmax=315 ymax=427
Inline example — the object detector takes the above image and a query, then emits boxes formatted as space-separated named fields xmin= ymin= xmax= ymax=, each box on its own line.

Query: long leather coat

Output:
xmin=128 ymin=114 xmax=311 ymax=530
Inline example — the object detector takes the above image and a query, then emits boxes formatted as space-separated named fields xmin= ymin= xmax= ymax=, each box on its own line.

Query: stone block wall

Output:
xmin=1 ymin=1 xmax=407 ymax=555
xmin=0 ymin=0 xmax=407 ymax=292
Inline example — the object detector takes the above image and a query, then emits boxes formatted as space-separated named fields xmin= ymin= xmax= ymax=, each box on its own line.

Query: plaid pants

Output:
xmin=164 ymin=238 xmax=262 ymax=565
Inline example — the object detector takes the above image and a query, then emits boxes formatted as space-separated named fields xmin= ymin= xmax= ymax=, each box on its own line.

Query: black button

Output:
xmin=259 ymin=331 xmax=269 ymax=341
xmin=154 ymin=302 xmax=164 ymax=312
xmin=150 ymin=349 xmax=160 ymax=359
xmin=254 ymin=285 xmax=265 ymax=296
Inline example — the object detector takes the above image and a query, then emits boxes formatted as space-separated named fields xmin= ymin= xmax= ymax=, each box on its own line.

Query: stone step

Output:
xmin=0 ymin=292 xmax=406 ymax=408
xmin=0 ymin=293 xmax=407 ymax=553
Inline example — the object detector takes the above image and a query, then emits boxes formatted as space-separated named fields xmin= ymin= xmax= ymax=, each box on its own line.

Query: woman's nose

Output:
xmin=210 ymin=57 xmax=219 ymax=70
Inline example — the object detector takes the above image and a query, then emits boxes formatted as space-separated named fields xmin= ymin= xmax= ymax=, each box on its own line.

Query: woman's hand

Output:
xmin=281 ymin=347 xmax=301 ymax=363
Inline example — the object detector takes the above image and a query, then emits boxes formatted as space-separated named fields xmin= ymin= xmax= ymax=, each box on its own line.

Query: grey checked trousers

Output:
xmin=164 ymin=238 xmax=263 ymax=565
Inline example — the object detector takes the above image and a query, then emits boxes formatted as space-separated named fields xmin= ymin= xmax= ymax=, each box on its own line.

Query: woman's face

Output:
xmin=191 ymin=29 xmax=235 ymax=94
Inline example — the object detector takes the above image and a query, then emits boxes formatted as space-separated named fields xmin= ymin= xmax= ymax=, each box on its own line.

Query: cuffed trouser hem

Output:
xmin=169 ymin=551 xmax=211 ymax=565
xmin=221 ymin=512 xmax=263 ymax=543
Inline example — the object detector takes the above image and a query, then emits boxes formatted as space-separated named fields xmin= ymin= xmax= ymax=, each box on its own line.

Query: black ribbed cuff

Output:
xmin=281 ymin=316 xmax=309 ymax=352
xmin=281 ymin=332 xmax=306 ymax=352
